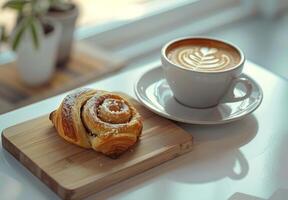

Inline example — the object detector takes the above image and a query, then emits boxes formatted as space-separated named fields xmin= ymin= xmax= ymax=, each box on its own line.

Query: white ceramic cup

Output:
xmin=161 ymin=37 xmax=253 ymax=108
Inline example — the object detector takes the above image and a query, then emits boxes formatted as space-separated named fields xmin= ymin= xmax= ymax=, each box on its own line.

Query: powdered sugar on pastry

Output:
xmin=50 ymin=89 xmax=143 ymax=158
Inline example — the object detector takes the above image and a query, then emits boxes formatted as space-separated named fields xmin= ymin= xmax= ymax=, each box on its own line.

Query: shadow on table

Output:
xmin=86 ymin=114 xmax=258 ymax=200
xmin=165 ymin=114 xmax=258 ymax=183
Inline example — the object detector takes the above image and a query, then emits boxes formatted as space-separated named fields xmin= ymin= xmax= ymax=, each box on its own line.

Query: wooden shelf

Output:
xmin=0 ymin=43 xmax=125 ymax=114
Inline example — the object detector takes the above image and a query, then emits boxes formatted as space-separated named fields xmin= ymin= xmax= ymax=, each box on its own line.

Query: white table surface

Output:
xmin=1 ymin=61 xmax=288 ymax=200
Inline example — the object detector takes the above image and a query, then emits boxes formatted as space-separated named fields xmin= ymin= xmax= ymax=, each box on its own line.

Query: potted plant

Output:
xmin=45 ymin=0 xmax=79 ymax=66
xmin=2 ymin=0 xmax=61 ymax=86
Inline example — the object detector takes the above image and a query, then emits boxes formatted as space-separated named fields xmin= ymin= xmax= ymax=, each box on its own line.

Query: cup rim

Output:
xmin=161 ymin=36 xmax=245 ymax=74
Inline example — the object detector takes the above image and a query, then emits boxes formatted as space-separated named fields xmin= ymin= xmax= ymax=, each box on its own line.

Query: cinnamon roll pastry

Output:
xmin=49 ymin=88 xmax=143 ymax=158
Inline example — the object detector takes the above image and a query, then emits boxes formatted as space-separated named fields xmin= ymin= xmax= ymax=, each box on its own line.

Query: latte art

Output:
xmin=177 ymin=47 xmax=231 ymax=71
xmin=167 ymin=42 xmax=241 ymax=72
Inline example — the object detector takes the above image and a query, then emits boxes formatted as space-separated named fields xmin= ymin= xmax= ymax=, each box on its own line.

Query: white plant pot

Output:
xmin=16 ymin=21 xmax=61 ymax=86
xmin=45 ymin=5 xmax=79 ymax=65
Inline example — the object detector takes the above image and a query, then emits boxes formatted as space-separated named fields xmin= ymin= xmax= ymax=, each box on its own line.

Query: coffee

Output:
xmin=166 ymin=38 xmax=241 ymax=72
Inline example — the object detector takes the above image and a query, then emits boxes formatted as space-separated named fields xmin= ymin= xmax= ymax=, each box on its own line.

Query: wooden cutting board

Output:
xmin=1 ymin=95 xmax=193 ymax=200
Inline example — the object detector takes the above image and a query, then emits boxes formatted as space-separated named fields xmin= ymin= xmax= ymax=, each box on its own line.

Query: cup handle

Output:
xmin=220 ymin=77 xmax=253 ymax=103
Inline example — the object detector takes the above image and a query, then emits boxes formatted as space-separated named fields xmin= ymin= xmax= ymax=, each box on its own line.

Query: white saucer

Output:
xmin=134 ymin=67 xmax=263 ymax=124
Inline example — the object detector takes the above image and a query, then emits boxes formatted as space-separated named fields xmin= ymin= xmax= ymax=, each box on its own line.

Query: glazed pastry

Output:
xmin=49 ymin=88 xmax=143 ymax=158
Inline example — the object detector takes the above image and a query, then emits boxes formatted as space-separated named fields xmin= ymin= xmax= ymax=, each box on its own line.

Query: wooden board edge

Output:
xmin=1 ymin=130 xmax=73 ymax=199
xmin=69 ymin=136 xmax=193 ymax=200
xmin=179 ymin=135 xmax=193 ymax=154
xmin=1 ymin=93 xmax=194 ymax=200
xmin=2 ymin=131 xmax=21 ymax=161
xmin=2 ymin=131 xmax=192 ymax=200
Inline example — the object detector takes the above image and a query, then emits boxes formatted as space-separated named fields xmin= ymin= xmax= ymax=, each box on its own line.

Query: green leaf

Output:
xmin=29 ymin=17 xmax=39 ymax=49
xmin=0 ymin=25 xmax=8 ymax=42
xmin=11 ymin=16 xmax=41 ymax=51
xmin=0 ymin=25 xmax=4 ymax=41
xmin=12 ymin=18 xmax=29 ymax=51
xmin=2 ymin=0 xmax=30 ymax=11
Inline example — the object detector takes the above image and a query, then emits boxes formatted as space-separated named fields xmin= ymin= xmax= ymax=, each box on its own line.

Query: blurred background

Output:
xmin=0 ymin=0 xmax=287 ymax=113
